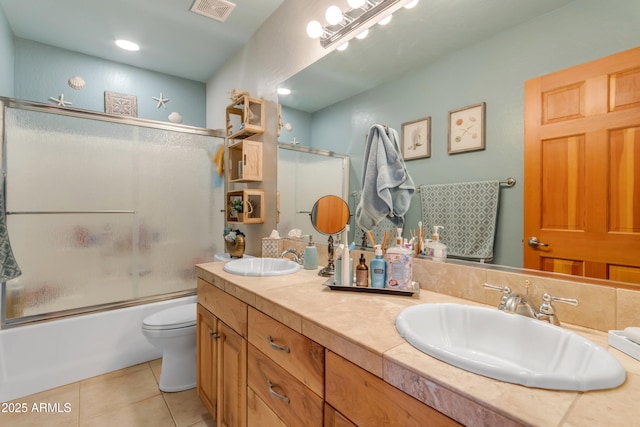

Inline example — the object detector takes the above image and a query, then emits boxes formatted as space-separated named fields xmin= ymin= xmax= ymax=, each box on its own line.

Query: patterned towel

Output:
xmin=419 ymin=181 xmax=500 ymax=261
xmin=0 ymin=185 xmax=21 ymax=282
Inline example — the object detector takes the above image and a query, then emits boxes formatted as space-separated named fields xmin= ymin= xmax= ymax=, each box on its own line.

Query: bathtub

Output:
xmin=0 ymin=295 xmax=197 ymax=402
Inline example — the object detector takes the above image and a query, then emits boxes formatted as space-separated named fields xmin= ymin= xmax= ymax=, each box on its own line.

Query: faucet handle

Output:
xmin=483 ymin=283 xmax=512 ymax=310
xmin=539 ymin=292 xmax=579 ymax=315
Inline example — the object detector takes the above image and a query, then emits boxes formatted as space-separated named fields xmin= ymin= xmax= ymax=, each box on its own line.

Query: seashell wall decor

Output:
xmin=68 ymin=75 xmax=86 ymax=90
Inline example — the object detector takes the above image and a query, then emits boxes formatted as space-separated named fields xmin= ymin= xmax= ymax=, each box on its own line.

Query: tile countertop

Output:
xmin=195 ymin=262 xmax=640 ymax=427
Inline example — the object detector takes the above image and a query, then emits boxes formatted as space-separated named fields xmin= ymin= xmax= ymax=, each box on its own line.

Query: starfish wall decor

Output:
xmin=49 ymin=94 xmax=72 ymax=107
xmin=152 ymin=93 xmax=170 ymax=109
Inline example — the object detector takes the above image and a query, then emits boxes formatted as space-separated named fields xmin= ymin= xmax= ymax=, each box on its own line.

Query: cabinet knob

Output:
xmin=209 ymin=330 xmax=220 ymax=340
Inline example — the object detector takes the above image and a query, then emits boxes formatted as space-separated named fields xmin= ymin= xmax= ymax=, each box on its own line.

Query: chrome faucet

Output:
xmin=483 ymin=282 xmax=578 ymax=326
xmin=280 ymin=248 xmax=303 ymax=264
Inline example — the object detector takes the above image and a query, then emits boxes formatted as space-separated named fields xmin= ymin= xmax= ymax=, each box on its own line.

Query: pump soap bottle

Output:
xmin=428 ymin=226 xmax=447 ymax=262
xmin=370 ymin=245 xmax=386 ymax=288
xmin=385 ymin=228 xmax=412 ymax=290
xmin=355 ymin=253 xmax=369 ymax=287
xmin=303 ymin=235 xmax=318 ymax=270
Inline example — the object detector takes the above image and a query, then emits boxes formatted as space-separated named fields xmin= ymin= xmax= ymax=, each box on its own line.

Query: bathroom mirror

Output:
xmin=309 ymin=195 xmax=350 ymax=277
xmin=276 ymin=0 xmax=640 ymax=288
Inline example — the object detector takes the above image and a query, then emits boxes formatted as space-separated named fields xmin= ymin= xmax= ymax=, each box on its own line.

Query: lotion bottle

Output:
xmin=370 ymin=245 xmax=386 ymax=288
xmin=303 ymin=235 xmax=318 ymax=270
xmin=385 ymin=228 xmax=412 ymax=289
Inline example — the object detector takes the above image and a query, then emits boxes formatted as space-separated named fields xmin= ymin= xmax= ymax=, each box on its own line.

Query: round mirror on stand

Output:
xmin=309 ymin=195 xmax=350 ymax=277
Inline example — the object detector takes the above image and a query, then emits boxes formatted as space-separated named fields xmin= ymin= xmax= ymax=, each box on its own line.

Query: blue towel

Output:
xmin=0 ymin=185 xmax=21 ymax=282
xmin=420 ymin=181 xmax=500 ymax=261
xmin=356 ymin=125 xmax=415 ymax=231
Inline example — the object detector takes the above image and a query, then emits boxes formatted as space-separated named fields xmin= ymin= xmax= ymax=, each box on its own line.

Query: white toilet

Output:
xmin=142 ymin=302 xmax=197 ymax=392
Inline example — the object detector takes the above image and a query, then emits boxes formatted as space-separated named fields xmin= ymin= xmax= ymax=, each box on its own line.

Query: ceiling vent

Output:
xmin=190 ymin=0 xmax=236 ymax=23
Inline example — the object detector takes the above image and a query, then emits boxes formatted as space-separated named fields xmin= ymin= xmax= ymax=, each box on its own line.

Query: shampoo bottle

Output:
xmin=303 ymin=235 xmax=318 ymax=270
xmin=355 ymin=253 xmax=369 ymax=287
xmin=370 ymin=245 xmax=386 ymax=288
xmin=385 ymin=228 xmax=413 ymax=290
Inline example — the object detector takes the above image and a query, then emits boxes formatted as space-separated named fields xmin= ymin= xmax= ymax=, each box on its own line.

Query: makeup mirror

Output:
xmin=309 ymin=195 xmax=350 ymax=277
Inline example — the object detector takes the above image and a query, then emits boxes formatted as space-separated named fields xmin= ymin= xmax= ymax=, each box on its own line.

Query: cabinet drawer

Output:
xmin=326 ymin=351 xmax=461 ymax=427
xmin=248 ymin=307 xmax=324 ymax=397
xmin=198 ymin=278 xmax=247 ymax=337
xmin=248 ymin=344 xmax=323 ymax=427
xmin=247 ymin=387 xmax=287 ymax=427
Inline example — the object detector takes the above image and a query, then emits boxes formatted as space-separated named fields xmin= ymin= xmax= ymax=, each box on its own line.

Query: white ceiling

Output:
xmin=0 ymin=0 xmax=284 ymax=83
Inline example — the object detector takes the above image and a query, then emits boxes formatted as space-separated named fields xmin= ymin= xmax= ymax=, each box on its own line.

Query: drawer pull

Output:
xmin=209 ymin=330 xmax=220 ymax=340
xmin=267 ymin=335 xmax=290 ymax=353
xmin=267 ymin=380 xmax=290 ymax=405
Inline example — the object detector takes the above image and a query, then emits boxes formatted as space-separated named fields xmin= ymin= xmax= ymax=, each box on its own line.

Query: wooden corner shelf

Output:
xmin=227 ymin=189 xmax=264 ymax=224
xmin=226 ymin=95 xmax=265 ymax=140
xmin=228 ymin=140 xmax=262 ymax=182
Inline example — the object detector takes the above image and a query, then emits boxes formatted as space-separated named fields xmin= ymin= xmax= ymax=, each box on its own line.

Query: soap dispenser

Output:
xmin=429 ymin=226 xmax=447 ymax=262
xmin=303 ymin=235 xmax=318 ymax=270
xmin=385 ymin=228 xmax=412 ymax=290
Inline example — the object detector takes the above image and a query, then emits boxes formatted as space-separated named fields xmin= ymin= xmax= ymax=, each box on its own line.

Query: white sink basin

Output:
xmin=395 ymin=303 xmax=626 ymax=391
xmin=223 ymin=257 xmax=300 ymax=276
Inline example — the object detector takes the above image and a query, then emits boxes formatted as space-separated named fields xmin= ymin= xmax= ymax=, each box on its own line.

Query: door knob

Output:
xmin=527 ymin=237 xmax=549 ymax=248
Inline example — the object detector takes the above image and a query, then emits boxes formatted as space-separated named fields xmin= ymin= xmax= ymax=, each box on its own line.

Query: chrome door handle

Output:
xmin=527 ymin=237 xmax=549 ymax=248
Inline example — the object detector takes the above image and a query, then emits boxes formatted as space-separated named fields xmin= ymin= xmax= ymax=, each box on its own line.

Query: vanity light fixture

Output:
xmin=306 ymin=0 xmax=417 ymax=49
xmin=115 ymin=39 xmax=140 ymax=51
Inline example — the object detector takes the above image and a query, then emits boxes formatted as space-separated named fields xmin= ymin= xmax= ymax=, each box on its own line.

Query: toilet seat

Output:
xmin=142 ymin=303 xmax=197 ymax=331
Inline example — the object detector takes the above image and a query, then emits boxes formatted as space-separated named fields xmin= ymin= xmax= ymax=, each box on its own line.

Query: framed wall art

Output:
xmin=448 ymin=102 xmax=485 ymax=154
xmin=401 ymin=116 xmax=431 ymax=160
xmin=104 ymin=91 xmax=138 ymax=117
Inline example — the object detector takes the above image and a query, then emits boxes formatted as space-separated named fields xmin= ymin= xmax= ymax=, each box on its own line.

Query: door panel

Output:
xmin=524 ymin=46 xmax=640 ymax=284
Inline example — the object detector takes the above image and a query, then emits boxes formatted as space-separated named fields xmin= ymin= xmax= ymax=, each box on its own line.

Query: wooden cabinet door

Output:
xmin=324 ymin=403 xmax=357 ymax=427
xmin=196 ymin=304 xmax=218 ymax=416
xmin=524 ymin=46 xmax=640 ymax=284
xmin=217 ymin=321 xmax=248 ymax=427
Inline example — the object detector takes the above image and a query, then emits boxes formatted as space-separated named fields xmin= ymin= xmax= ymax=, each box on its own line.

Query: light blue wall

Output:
xmin=12 ymin=38 xmax=206 ymax=127
xmin=280 ymin=106 xmax=312 ymax=146
xmin=306 ymin=0 xmax=640 ymax=268
xmin=0 ymin=5 xmax=14 ymax=97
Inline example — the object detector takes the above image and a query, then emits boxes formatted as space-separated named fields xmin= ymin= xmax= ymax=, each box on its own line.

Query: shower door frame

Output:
xmin=0 ymin=97 xmax=225 ymax=328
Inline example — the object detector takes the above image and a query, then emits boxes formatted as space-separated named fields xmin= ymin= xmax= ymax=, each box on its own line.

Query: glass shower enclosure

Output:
xmin=1 ymin=98 xmax=225 ymax=327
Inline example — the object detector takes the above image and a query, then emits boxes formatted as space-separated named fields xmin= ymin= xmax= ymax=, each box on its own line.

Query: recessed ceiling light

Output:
xmin=115 ymin=39 xmax=140 ymax=51
xmin=277 ymin=88 xmax=291 ymax=95
xmin=404 ymin=0 xmax=419 ymax=9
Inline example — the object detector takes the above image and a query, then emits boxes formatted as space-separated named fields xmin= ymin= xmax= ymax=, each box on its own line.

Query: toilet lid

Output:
xmin=143 ymin=303 xmax=197 ymax=330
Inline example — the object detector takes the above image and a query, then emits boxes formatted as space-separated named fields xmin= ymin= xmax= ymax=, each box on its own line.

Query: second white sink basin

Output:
xmin=223 ymin=257 xmax=300 ymax=276
xmin=395 ymin=303 xmax=626 ymax=391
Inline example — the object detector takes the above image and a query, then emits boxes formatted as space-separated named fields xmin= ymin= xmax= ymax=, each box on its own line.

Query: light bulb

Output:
xmin=337 ymin=42 xmax=349 ymax=51
xmin=306 ymin=20 xmax=324 ymax=39
xmin=378 ymin=15 xmax=392 ymax=25
xmin=325 ymin=5 xmax=343 ymax=25
xmin=404 ymin=0 xmax=419 ymax=9
xmin=355 ymin=29 xmax=369 ymax=39
xmin=347 ymin=0 xmax=365 ymax=8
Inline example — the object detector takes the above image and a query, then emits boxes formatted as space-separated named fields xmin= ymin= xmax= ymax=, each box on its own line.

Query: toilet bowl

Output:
xmin=142 ymin=302 xmax=197 ymax=392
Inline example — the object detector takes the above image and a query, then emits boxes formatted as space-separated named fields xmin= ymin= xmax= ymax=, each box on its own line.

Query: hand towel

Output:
xmin=0 ymin=184 xmax=22 ymax=282
xmin=419 ymin=180 xmax=500 ymax=261
xmin=355 ymin=125 xmax=415 ymax=231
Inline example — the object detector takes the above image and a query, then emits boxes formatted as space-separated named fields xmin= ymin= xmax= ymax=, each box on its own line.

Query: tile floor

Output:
xmin=0 ymin=359 xmax=215 ymax=427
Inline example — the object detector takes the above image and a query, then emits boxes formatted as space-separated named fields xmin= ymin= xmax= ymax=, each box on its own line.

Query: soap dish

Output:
xmin=608 ymin=330 xmax=640 ymax=361
xmin=323 ymin=278 xmax=420 ymax=296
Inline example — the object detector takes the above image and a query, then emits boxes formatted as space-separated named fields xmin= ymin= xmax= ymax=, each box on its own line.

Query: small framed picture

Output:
xmin=401 ymin=116 xmax=431 ymax=160
xmin=448 ymin=102 xmax=485 ymax=154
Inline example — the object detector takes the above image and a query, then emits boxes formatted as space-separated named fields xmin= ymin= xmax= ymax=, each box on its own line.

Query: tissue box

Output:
xmin=262 ymin=238 xmax=283 ymax=258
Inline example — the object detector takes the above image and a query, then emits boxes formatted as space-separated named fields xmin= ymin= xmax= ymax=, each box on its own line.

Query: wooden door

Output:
xmin=524 ymin=46 xmax=640 ymax=284
xmin=196 ymin=304 xmax=218 ymax=416
xmin=217 ymin=321 xmax=247 ymax=427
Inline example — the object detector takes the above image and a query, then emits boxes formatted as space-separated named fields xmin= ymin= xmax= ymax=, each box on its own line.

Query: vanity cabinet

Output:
xmin=325 ymin=351 xmax=462 ymax=427
xmin=197 ymin=278 xmax=248 ymax=427
xmin=226 ymin=189 xmax=264 ymax=224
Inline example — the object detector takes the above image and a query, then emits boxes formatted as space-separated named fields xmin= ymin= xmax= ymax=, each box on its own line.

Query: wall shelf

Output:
xmin=227 ymin=140 xmax=262 ymax=182
xmin=225 ymin=95 xmax=265 ymax=140
xmin=226 ymin=189 xmax=264 ymax=224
